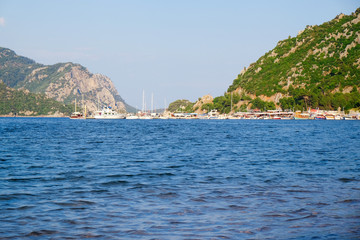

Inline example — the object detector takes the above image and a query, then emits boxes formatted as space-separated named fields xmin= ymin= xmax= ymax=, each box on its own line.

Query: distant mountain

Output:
xmin=0 ymin=47 xmax=135 ymax=113
xmin=195 ymin=8 xmax=360 ymax=113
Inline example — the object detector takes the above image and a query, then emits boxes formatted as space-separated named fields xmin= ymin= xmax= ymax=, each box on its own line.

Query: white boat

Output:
xmin=94 ymin=106 xmax=125 ymax=119
xmin=208 ymin=109 xmax=219 ymax=119
xmin=126 ymin=115 xmax=139 ymax=119
xmin=139 ymin=115 xmax=153 ymax=119
xmin=325 ymin=114 xmax=335 ymax=120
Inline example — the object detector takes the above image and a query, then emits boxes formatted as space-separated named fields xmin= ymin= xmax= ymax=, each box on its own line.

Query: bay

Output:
xmin=0 ymin=118 xmax=359 ymax=239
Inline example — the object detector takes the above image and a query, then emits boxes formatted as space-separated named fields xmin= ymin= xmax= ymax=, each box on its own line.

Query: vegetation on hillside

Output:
xmin=200 ymin=93 xmax=246 ymax=113
xmin=223 ymin=8 xmax=360 ymax=112
xmin=0 ymin=47 xmax=41 ymax=88
xmin=0 ymin=47 xmax=82 ymax=99
xmin=168 ymin=99 xmax=194 ymax=112
xmin=0 ymin=82 xmax=74 ymax=116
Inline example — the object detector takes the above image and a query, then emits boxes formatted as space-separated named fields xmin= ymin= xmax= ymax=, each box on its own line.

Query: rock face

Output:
xmin=193 ymin=94 xmax=213 ymax=113
xmin=0 ymin=47 xmax=132 ymax=113
xmin=24 ymin=63 xmax=127 ymax=113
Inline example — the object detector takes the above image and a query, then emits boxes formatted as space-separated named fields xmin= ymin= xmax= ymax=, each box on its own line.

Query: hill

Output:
xmin=0 ymin=47 xmax=135 ymax=114
xmin=195 ymin=8 xmax=360 ymax=113
xmin=0 ymin=81 xmax=73 ymax=116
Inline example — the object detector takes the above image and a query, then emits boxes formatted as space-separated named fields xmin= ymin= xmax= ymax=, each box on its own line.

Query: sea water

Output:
xmin=0 ymin=118 xmax=359 ymax=239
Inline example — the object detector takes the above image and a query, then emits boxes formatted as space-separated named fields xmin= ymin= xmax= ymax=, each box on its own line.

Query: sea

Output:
xmin=0 ymin=118 xmax=359 ymax=239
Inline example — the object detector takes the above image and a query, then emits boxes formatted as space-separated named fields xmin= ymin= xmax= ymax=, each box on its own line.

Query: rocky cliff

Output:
xmin=0 ymin=47 xmax=133 ymax=113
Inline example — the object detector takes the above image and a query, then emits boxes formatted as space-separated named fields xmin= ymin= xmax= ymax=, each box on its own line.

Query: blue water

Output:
xmin=0 ymin=118 xmax=359 ymax=239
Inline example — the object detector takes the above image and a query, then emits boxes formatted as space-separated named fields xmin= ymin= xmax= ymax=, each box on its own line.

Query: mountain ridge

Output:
xmin=0 ymin=47 xmax=135 ymax=114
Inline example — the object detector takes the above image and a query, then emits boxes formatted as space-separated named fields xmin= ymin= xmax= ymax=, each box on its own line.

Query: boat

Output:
xmin=126 ymin=114 xmax=139 ymax=119
xmin=69 ymin=111 xmax=83 ymax=119
xmin=294 ymin=111 xmax=310 ymax=120
xmin=69 ymin=99 xmax=85 ymax=119
xmin=325 ymin=114 xmax=335 ymax=120
xmin=315 ymin=115 xmax=326 ymax=120
xmin=140 ymin=115 xmax=153 ymax=119
xmin=94 ymin=106 xmax=125 ymax=119
xmin=343 ymin=115 xmax=355 ymax=120
xmin=208 ymin=109 xmax=219 ymax=119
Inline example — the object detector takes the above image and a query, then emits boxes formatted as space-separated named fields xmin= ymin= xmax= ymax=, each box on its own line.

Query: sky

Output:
xmin=0 ymin=0 xmax=359 ymax=109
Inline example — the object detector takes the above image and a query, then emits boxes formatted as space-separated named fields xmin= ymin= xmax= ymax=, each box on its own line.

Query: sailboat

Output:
xmin=139 ymin=90 xmax=153 ymax=119
xmin=69 ymin=98 xmax=84 ymax=119
xmin=159 ymin=98 xmax=169 ymax=119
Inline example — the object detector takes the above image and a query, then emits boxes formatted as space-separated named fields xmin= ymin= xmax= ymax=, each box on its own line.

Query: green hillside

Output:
xmin=0 ymin=48 xmax=84 ymax=96
xmin=0 ymin=82 xmax=74 ymax=116
xmin=220 ymin=8 xmax=360 ymax=112
xmin=0 ymin=47 xmax=40 ymax=88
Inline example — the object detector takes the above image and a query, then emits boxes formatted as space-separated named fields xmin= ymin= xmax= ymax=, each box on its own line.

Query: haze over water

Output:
xmin=1 ymin=118 xmax=359 ymax=239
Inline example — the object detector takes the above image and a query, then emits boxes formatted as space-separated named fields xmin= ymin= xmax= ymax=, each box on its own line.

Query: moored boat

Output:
xmin=343 ymin=115 xmax=356 ymax=120
xmin=126 ymin=114 xmax=139 ymax=119
xmin=294 ymin=111 xmax=310 ymax=120
xmin=325 ymin=114 xmax=335 ymax=120
xmin=69 ymin=99 xmax=85 ymax=119
xmin=69 ymin=111 xmax=83 ymax=119
xmin=315 ymin=115 xmax=326 ymax=120
xmin=94 ymin=106 xmax=125 ymax=119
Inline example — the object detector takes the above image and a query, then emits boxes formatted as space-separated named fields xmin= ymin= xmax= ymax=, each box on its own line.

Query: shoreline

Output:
xmin=0 ymin=115 xmax=68 ymax=118
xmin=1 ymin=116 xmax=359 ymax=120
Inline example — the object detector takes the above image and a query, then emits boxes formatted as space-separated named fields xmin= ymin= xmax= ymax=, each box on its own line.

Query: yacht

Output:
xmin=126 ymin=114 xmax=139 ymax=119
xmin=94 ymin=106 xmax=125 ymax=119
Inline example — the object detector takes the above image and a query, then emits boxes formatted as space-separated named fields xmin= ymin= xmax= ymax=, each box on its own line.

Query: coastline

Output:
xmin=0 ymin=114 xmax=68 ymax=118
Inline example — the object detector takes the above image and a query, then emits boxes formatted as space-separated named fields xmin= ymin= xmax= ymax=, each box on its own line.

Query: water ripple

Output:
xmin=0 ymin=118 xmax=359 ymax=239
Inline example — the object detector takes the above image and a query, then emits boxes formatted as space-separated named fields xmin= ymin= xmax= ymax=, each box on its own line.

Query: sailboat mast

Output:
xmin=97 ymin=96 xmax=100 ymax=110
xmin=151 ymin=92 xmax=154 ymax=113
xmin=142 ymin=90 xmax=145 ymax=113
xmin=75 ymin=98 xmax=77 ymax=112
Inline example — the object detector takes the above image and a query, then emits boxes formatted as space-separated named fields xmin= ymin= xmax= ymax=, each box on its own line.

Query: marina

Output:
xmin=72 ymin=108 xmax=360 ymax=120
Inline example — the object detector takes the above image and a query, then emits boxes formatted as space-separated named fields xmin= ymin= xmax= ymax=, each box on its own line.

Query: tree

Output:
xmin=250 ymin=97 xmax=276 ymax=111
xmin=168 ymin=99 xmax=193 ymax=112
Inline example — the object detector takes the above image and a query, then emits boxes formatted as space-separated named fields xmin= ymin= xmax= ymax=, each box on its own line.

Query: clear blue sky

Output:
xmin=0 ymin=0 xmax=358 ymax=109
